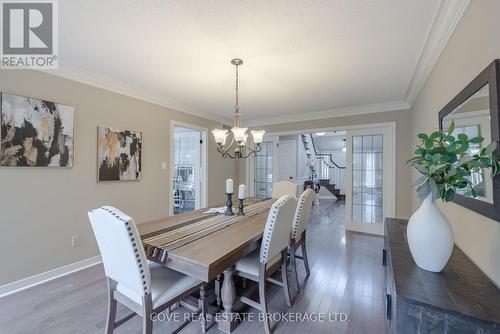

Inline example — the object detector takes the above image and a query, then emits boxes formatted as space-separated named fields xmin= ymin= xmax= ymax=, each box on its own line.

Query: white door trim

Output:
xmin=169 ymin=120 xmax=208 ymax=215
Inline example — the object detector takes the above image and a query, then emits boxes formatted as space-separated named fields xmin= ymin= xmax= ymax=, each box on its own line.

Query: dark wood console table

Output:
xmin=383 ymin=218 xmax=500 ymax=333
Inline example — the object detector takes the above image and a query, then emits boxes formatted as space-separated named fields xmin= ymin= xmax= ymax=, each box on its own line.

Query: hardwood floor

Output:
xmin=0 ymin=200 xmax=385 ymax=334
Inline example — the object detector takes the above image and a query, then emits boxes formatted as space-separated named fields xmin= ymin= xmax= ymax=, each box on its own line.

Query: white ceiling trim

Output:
xmin=39 ymin=63 xmax=233 ymax=125
xmin=404 ymin=0 xmax=471 ymax=106
xmin=245 ymin=100 xmax=410 ymax=127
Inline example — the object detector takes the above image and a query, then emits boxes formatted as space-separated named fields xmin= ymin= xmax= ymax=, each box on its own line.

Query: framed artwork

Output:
xmin=0 ymin=92 xmax=74 ymax=167
xmin=97 ymin=126 xmax=142 ymax=182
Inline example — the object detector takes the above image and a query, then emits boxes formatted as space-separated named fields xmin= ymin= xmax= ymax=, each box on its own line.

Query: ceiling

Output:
xmin=54 ymin=0 xmax=470 ymax=125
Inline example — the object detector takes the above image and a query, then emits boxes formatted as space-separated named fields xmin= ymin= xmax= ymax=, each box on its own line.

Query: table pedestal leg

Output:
xmin=218 ymin=267 xmax=238 ymax=333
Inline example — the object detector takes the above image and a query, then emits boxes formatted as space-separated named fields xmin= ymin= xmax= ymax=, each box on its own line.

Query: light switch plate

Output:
xmin=161 ymin=162 xmax=167 ymax=170
xmin=72 ymin=236 xmax=80 ymax=248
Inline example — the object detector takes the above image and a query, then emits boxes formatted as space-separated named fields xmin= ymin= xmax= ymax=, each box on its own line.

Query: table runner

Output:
xmin=141 ymin=198 xmax=274 ymax=263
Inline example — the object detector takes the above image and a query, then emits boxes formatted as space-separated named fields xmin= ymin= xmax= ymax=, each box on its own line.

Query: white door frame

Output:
xmin=246 ymin=122 xmax=396 ymax=234
xmin=246 ymin=135 xmax=279 ymax=197
xmin=169 ymin=120 xmax=208 ymax=216
xmin=345 ymin=124 xmax=396 ymax=235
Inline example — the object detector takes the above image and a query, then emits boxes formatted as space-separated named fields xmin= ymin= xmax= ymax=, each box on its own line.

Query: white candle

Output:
xmin=226 ymin=179 xmax=233 ymax=194
xmin=238 ymin=184 xmax=246 ymax=200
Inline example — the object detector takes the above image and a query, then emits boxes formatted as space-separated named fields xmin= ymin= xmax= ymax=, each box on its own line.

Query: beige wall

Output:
xmin=0 ymin=70 xmax=238 ymax=285
xmin=410 ymin=0 xmax=500 ymax=286
xmin=241 ymin=110 xmax=413 ymax=219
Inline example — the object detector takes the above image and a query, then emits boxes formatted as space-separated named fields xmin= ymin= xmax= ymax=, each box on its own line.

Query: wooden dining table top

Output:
xmin=137 ymin=198 xmax=275 ymax=282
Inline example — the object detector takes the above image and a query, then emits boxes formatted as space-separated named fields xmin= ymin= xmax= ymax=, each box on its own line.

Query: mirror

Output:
xmin=439 ymin=59 xmax=500 ymax=222
xmin=442 ymin=84 xmax=493 ymax=203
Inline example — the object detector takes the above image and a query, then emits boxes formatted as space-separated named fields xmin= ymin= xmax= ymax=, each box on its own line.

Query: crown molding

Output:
xmin=404 ymin=0 xmax=471 ymax=106
xmin=245 ymin=100 xmax=410 ymax=127
xmin=39 ymin=64 xmax=232 ymax=125
xmin=37 ymin=0 xmax=469 ymax=128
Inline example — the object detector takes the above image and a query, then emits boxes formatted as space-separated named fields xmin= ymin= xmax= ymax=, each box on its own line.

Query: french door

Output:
xmin=345 ymin=125 xmax=395 ymax=235
xmin=247 ymin=136 xmax=279 ymax=198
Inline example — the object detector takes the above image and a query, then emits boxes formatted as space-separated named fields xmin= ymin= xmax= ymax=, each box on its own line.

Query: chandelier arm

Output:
xmin=216 ymin=135 xmax=236 ymax=155
xmin=239 ymin=143 xmax=262 ymax=159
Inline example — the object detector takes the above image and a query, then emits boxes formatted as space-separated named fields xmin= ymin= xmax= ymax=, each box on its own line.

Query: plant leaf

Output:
xmin=444 ymin=188 xmax=455 ymax=202
xmin=484 ymin=142 xmax=498 ymax=155
xmin=469 ymin=136 xmax=484 ymax=144
xmin=413 ymin=163 xmax=429 ymax=175
xmin=411 ymin=175 xmax=428 ymax=187
xmin=418 ymin=133 xmax=428 ymax=140
xmin=447 ymin=120 xmax=456 ymax=135
xmin=429 ymin=178 xmax=439 ymax=201
xmin=418 ymin=181 xmax=431 ymax=200
xmin=446 ymin=167 xmax=457 ymax=178
xmin=456 ymin=156 xmax=473 ymax=167
xmin=430 ymin=131 xmax=442 ymax=140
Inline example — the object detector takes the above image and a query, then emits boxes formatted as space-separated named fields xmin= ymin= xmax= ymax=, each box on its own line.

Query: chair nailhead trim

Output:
xmin=100 ymin=206 xmax=150 ymax=294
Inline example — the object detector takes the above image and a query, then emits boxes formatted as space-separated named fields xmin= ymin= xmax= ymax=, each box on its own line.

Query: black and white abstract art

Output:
xmin=97 ymin=127 xmax=142 ymax=182
xmin=0 ymin=93 xmax=74 ymax=167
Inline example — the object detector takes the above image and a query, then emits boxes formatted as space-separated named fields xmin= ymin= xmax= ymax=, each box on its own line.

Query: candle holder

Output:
xmin=225 ymin=193 xmax=234 ymax=216
xmin=237 ymin=199 xmax=245 ymax=216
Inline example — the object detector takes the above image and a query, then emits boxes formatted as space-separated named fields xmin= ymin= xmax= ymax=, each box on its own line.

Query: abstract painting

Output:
xmin=0 ymin=93 xmax=74 ymax=167
xmin=97 ymin=126 xmax=142 ymax=182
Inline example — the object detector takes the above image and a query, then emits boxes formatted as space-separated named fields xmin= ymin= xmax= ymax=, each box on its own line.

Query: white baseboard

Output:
xmin=0 ymin=255 xmax=102 ymax=298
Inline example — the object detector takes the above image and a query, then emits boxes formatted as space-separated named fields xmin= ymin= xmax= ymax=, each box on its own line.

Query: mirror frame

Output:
xmin=438 ymin=59 xmax=500 ymax=222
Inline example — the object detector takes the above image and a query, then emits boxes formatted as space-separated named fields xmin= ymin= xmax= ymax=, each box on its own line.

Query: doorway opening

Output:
xmin=170 ymin=122 xmax=207 ymax=215
xmin=247 ymin=123 xmax=395 ymax=236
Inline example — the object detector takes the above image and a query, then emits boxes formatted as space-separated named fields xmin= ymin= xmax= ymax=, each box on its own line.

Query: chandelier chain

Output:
xmin=234 ymin=62 xmax=240 ymax=127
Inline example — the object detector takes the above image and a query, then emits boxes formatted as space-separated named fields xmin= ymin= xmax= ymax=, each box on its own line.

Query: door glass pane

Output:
xmin=351 ymin=134 xmax=383 ymax=224
xmin=255 ymin=141 xmax=273 ymax=198
xmin=173 ymin=127 xmax=201 ymax=215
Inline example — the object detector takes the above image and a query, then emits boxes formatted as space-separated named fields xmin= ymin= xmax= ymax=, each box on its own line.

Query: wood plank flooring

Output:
xmin=0 ymin=200 xmax=385 ymax=334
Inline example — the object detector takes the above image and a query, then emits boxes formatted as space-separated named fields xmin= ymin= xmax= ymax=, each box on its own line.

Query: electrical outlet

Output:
xmin=72 ymin=235 xmax=80 ymax=248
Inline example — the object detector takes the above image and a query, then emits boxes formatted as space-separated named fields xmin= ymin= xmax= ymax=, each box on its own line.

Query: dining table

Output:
xmin=137 ymin=197 xmax=276 ymax=333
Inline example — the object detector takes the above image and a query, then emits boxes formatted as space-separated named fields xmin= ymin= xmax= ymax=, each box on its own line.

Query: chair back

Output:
xmin=88 ymin=206 xmax=151 ymax=296
xmin=291 ymin=189 xmax=315 ymax=240
xmin=260 ymin=195 xmax=297 ymax=264
xmin=271 ymin=181 xmax=298 ymax=198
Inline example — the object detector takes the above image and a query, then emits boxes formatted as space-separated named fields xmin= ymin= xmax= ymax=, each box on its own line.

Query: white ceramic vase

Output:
xmin=407 ymin=194 xmax=454 ymax=272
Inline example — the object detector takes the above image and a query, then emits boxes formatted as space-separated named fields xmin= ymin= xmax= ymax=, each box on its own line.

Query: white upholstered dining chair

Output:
xmin=88 ymin=206 xmax=207 ymax=334
xmin=233 ymin=195 xmax=297 ymax=334
xmin=289 ymin=188 xmax=315 ymax=293
xmin=271 ymin=181 xmax=298 ymax=198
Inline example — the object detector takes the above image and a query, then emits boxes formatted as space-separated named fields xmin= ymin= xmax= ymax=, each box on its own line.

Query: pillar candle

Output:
xmin=226 ymin=179 xmax=233 ymax=194
xmin=238 ymin=184 xmax=246 ymax=200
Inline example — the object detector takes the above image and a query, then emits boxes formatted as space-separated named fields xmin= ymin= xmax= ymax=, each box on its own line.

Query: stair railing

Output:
xmin=308 ymin=134 xmax=347 ymax=194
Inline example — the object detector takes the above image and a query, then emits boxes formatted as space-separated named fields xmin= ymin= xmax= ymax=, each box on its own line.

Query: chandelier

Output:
xmin=212 ymin=59 xmax=265 ymax=159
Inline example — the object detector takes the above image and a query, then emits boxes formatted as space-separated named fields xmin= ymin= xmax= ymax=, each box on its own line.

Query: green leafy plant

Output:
xmin=407 ymin=121 xmax=500 ymax=201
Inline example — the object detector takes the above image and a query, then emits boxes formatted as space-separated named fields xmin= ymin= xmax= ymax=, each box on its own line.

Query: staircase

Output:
xmin=300 ymin=134 xmax=318 ymax=179
xmin=300 ymin=133 xmax=346 ymax=201
xmin=319 ymin=179 xmax=345 ymax=201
